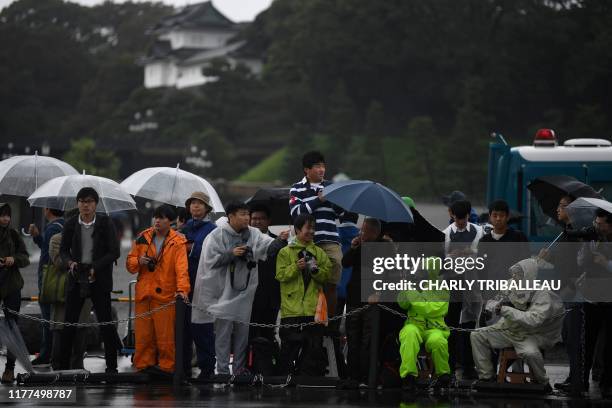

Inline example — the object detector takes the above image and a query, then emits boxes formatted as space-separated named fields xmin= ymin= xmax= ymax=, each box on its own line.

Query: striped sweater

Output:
xmin=289 ymin=177 xmax=357 ymax=244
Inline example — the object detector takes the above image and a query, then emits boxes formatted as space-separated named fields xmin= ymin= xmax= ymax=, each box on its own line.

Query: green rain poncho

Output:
xmin=397 ymin=257 xmax=450 ymax=378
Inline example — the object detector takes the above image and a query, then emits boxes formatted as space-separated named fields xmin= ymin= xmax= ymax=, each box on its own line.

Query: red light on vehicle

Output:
xmin=534 ymin=128 xmax=557 ymax=146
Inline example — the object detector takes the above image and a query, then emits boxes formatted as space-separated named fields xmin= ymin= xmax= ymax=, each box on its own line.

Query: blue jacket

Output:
xmin=182 ymin=218 xmax=216 ymax=286
xmin=34 ymin=218 xmax=64 ymax=288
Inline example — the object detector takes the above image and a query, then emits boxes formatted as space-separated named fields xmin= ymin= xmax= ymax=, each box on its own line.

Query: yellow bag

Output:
xmin=314 ymin=289 xmax=328 ymax=326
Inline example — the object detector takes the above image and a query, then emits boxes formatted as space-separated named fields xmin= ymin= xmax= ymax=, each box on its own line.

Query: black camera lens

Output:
xmin=147 ymin=260 xmax=156 ymax=272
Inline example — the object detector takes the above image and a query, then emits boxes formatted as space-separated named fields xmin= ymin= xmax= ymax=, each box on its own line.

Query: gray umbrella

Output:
xmin=0 ymin=318 xmax=34 ymax=373
xmin=27 ymin=173 xmax=136 ymax=214
xmin=566 ymin=197 xmax=612 ymax=230
xmin=0 ymin=153 xmax=78 ymax=197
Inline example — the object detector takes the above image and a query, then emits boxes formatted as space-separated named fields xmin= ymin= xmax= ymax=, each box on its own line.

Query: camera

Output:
xmin=298 ymin=250 xmax=319 ymax=275
xmin=241 ymin=246 xmax=257 ymax=270
xmin=147 ymin=258 xmax=157 ymax=272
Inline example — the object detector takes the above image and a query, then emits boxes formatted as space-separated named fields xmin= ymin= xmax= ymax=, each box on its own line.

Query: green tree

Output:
xmin=63 ymin=138 xmax=120 ymax=179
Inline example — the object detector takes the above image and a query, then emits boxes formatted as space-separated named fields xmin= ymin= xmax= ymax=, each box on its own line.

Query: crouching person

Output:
xmin=470 ymin=258 xmax=563 ymax=390
xmin=398 ymin=257 xmax=451 ymax=392
xmin=126 ymin=205 xmax=190 ymax=374
xmin=276 ymin=214 xmax=332 ymax=376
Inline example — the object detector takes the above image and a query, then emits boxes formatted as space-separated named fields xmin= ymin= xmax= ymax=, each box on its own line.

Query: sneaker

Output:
xmin=31 ymin=356 xmax=51 ymax=367
xmin=1 ymin=369 xmax=15 ymax=384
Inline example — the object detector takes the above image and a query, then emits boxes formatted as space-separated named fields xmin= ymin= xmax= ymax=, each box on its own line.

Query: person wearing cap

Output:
xmin=127 ymin=204 xmax=190 ymax=374
xmin=58 ymin=187 xmax=121 ymax=373
xmin=181 ymin=191 xmax=217 ymax=378
xmin=443 ymin=191 xmax=480 ymax=225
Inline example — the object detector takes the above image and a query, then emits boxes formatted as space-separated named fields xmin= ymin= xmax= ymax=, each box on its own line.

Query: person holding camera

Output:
xmin=58 ymin=187 xmax=120 ymax=373
xmin=275 ymin=214 xmax=332 ymax=376
xmin=574 ymin=209 xmax=612 ymax=397
xmin=127 ymin=204 xmax=190 ymax=374
xmin=191 ymin=201 xmax=286 ymax=376
xmin=0 ymin=203 xmax=30 ymax=383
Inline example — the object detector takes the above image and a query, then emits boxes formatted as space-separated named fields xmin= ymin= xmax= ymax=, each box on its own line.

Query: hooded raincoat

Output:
xmin=191 ymin=218 xmax=284 ymax=324
xmin=397 ymin=260 xmax=450 ymax=378
xmin=471 ymin=258 xmax=564 ymax=383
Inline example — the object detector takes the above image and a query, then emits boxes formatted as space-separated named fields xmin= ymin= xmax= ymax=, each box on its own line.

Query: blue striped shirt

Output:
xmin=289 ymin=177 xmax=357 ymax=244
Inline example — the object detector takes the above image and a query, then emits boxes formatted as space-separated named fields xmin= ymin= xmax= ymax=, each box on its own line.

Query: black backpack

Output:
xmin=378 ymin=332 xmax=402 ymax=388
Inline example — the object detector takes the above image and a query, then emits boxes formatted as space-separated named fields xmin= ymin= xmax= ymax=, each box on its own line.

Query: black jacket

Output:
xmin=60 ymin=214 xmax=120 ymax=293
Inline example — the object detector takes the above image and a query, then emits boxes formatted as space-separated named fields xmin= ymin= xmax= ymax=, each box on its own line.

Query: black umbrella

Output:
xmin=527 ymin=175 xmax=602 ymax=220
xmin=245 ymin=187 xmax=291 ymax=225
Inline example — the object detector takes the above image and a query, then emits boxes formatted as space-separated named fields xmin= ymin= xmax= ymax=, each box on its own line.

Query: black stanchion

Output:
xmin=368 ymin=305 xmax=380 ymax=389
xmin=174 ymin=296 xmax=185 ymax=387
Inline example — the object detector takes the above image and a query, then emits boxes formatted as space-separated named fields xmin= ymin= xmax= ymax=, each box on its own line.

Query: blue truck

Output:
xmin=487 ymin=129 xmax=612 ymax=241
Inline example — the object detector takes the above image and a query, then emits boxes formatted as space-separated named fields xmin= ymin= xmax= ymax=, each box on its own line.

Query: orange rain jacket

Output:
xmin=126 ymin=227 xmax=190 ymax=302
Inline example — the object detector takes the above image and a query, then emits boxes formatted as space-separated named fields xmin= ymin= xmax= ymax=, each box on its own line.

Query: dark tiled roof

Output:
xmin=153 ymin=1 xmax=237 ymax=32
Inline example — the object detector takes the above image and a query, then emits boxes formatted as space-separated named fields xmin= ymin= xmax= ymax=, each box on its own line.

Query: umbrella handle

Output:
xmin=21 ymin=227 xmax=32 ymax=237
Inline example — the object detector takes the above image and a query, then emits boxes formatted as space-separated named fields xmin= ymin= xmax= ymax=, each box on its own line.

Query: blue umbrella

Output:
xmin=322 ymin=180 xmax=413 ymax=223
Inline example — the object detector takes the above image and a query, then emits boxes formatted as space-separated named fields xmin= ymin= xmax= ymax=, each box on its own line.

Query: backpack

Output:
xmin=377 ymin=332 xmax=402 ymax=388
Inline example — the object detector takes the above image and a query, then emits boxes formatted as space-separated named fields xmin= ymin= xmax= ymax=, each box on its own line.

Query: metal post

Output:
xmin=368 ymin=305 xmax=380 ymax=389
xmin=174 ymin=295 xmax=185 ymax=387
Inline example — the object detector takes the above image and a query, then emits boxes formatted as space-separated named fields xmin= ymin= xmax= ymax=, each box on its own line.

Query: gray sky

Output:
xmin=0 ymin=0 xmax=272 ymax=22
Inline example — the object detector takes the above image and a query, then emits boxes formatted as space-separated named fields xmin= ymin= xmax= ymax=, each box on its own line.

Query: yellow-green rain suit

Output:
xmin=397 ymin=258 xmax=450 ymax=378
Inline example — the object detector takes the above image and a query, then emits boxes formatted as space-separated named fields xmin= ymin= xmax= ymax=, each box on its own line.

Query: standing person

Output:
xmin=341 ymin=218 xmax=386 ymax=388
xmin=0 ymin=203 xmax=30 ymax=383
xmin=442 ymin=199 xmax=483 ymax=379
xmin=249 ymin=205 xmax=288 ymax=339
xmin=276 ymin=214 xmax=332 ymax=376
xmin=191 ymin=202 xmax=286 ymax=376
xmin=182 ymin=192 xmax=217 ymax=379
xmin=573 ymin=209 xmax=612 ymax=397
xmin=58 ymin=187 xmax=121 ymax=373
xmin=538 ymin=195 xmax=585 ymax=394
xmin=28 ymin=208 xmax=65 ymax=367
xmin=126 ymin=205 xmax=190 ymax=374
xmin=47 ymin=212 xmax=92 ymax=371
xmin=289 ymin=151 xmax=355 ymax=320
xmin=442 ymin=191 xmax=479 ymax=225
xmin=479 ymin=200 xmax=529 ymax=293
xmin=248 ymin=204 xmax=288 ymax=375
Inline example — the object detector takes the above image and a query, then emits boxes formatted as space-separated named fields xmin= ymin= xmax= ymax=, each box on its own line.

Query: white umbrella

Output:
xmin=120 ymin=164 xmax=224 ymax=212
xmin=27 ymin=173 xmax=136 ymax=214
xmin=0 ymin=152 xmax=78 ymax=197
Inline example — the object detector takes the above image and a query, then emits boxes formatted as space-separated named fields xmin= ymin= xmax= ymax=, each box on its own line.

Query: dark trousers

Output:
xmin=346 ymin=305 xmax=374 ymax=382
xmin=446 ymin=301 xmax=461 ymax=372
xmin=51 ymin=329 xmax=87 ymax=370
xmin=1 ymin=290 xmax=21 ymax=371
xmin=278 ymin=316 xmax=323 ymax=376
xmin=38 ymin=301 xmax=52 ymax=360
xmin=182 ymin=305 xmax=194 ymax=376
xmin=59 ymin=284 xmax=117 ymax=370
xmin=581 ymin=303 xmax=612 ymax=389
xmin=191 ymin=322 xmax=215 ymax=376
xmin=250 ymin=305 xmax=279 ymax=342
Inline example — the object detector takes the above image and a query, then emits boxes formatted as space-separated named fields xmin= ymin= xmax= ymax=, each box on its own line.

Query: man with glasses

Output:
xmin=58 ymin=187 xmax=121 ymax=373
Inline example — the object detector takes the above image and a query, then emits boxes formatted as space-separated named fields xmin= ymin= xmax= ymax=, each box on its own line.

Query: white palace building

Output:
xmin=140 ymin=1 xmax=262 ymax=89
